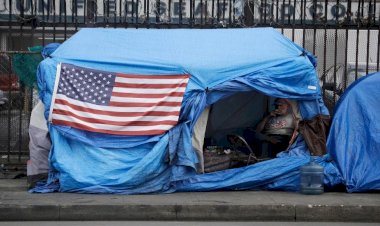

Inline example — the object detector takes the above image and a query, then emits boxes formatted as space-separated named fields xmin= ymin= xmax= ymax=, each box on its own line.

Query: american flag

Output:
xmin=49 ymin=63 xmax=190 ymax=136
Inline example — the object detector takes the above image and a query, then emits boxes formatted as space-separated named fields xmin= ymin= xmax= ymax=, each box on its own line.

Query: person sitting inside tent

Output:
xmin=251 ymin=98 xmax=299 ymax=158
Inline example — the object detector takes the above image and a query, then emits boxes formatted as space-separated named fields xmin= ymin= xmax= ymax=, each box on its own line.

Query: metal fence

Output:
xmin=0 ymin=0 xmax=379 ymax=167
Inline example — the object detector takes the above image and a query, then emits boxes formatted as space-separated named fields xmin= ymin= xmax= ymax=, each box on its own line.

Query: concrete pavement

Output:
xmin=0 ymin=178 xmax=379 ymax=222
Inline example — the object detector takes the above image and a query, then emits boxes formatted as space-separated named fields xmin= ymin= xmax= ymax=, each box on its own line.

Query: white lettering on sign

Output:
xmin=0 ymin=1 xmax=378 ymax=23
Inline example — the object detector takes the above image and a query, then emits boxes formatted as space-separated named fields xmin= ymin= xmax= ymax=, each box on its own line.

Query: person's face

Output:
xmin=274 ymin=102 xmax=289 ymax=115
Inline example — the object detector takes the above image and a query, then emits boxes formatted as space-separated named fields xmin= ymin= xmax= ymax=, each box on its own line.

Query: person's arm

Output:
xmin=256 ymin=111 xmax=275 ymax=133
xmin=255 ymin=112 xmax=280 ymax=144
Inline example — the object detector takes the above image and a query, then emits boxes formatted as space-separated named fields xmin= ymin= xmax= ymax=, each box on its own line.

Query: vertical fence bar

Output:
xmin=53 ymin=0 xmax=56 ymax=42
xmin=332 ymin=0 xmax=339 ymax=105
xmin=217 ymin=0 xmax=220 ymax=23
xmin=6 ymin=0 xmax=13 ymax=164
xmin=275 ymin=0 xmax=279 ymax=25
xmin=228 ymin=0 xmax=232 ymax=25
xmin=323 ymin=0 xmax=328 ymax=98
xmin=269 ymin=0 xmax=273 ymax=25
xmin=207 ymin=0 xmax=211 ymax=25
xmin=136 ymin=0 xmax=140 ymax=27
xmin=190 ymin=0 xmax=194 ymax=26
xmin=287 ymin=0 xmax=291 ymax=26
xmin=147 ymin=0 xmax=150 ymax=26
xmin=281 ymin=0 xmax=285 ymax=33
xmin=155 ymin=0 xmax=159 ymax=23
xmin=41 ymin=0 xmax=46 ymax=45
xmin=64 ymin=0 xmax=67 ymax=40
xmin=322 ymin=29 xmax=327 ymax=101
xmin=18 ymin=0 xmax=24 ymax=161
xmin=301 ymin=0 xmax=305 ymax=48
xmin=222 ymin=0 xmax=226 ymax=23
xmin=264 ymin=0 xmax=267 ymax=25
xmin=252 ymin=0 xmax=255 ymax=26
xmin=31 ymin=0 xmax=36 ymax=49
xmin=291 ymin=0 xmax=295 ymax=41
xmin=354 ymin=0 xmax=360 ymax=80
xmin=168 ymin=0 xmax=171 ymax=25
xmin=107 ymin=0 xmax=110 ymax=25
xmin=119 ymin=0 xmax=122 ymax=24
xmin=114 ymin=0 xmax=117 ymax=27
xmin=365 ymin=0 xmax=372 ymax=75
xmin=75 ymin=0 xmax=79 ymax=31
xmin=343 ymin=0 xmax=352 ymax=91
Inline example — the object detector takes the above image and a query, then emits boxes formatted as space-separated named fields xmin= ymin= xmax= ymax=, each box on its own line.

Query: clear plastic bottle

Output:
xmin=300 ymin=157 xmax=324 ymax=195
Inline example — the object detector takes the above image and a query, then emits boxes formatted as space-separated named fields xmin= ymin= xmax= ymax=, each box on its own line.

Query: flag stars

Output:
xmin=58 ymin=64 xmax=115 ymax=106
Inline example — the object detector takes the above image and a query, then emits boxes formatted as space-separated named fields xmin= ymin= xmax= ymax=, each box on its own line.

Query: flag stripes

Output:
xmin=50 ymin=63 xmax=190 ymax=136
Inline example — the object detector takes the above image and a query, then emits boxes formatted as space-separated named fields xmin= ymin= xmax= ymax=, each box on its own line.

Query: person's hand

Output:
xmin=269 ymin=110 xmax=278 ymax=117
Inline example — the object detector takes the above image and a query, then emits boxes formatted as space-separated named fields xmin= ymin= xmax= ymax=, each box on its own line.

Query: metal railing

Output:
xmin=0 ymin=0 xmax=379 ymax=167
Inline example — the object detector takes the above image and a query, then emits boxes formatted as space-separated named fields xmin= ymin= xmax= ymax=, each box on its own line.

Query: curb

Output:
xmin=1 ymin=204 xmax=379 ymax=222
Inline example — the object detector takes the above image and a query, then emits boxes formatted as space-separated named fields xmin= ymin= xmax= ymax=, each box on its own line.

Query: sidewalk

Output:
xmin=0 ymin=178 xmax=379 ymax=222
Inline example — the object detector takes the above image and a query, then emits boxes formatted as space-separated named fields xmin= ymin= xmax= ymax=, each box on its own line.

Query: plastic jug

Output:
xmin=300 ymin=158 xmax=324 ymax=195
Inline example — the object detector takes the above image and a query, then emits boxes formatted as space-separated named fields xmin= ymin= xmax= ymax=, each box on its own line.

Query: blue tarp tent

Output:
xmin=327 ymin=72 xmax=380 ymax=192
xmin=35 ymin=28 xmax=340 ymax=194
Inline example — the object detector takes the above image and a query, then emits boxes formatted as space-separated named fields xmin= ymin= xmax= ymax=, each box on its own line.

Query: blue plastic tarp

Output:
xmin=33 ymin=28 xmax=340 ymax=194
xmin=327 ymin=72 xmax=380 ymax=192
